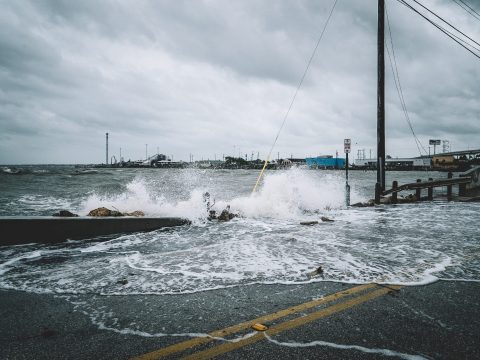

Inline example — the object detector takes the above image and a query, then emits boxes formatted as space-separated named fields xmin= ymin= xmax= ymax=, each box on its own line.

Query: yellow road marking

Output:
xmin=182 ymin=285 xmax=402 ymax=360
xmin=132 ymin=283 xmax=376 ymax=360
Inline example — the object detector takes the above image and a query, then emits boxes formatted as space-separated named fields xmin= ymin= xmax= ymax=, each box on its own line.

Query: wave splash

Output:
xmin=78 ymin=169 xmax=361 ymax=220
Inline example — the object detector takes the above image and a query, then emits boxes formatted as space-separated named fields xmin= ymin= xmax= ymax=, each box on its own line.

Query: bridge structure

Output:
xmin=436 ymin=149 xmax=480 ymax=158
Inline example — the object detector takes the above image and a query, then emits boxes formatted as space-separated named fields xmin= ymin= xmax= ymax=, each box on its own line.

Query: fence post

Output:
xmin=428 ymin=178 xmax=433 ymax=201
xmin=375 ymin=182 xmax=381 ymax=204
xmin=416 ymin=179 xmax=422 ymax=200
xmin=447 ymin=172 xmax=453 ymax=201
xmin=392 ymin=181 xmax=398 ymax=204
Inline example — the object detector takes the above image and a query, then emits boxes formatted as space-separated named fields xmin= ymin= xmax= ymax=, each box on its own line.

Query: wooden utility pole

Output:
xmin=376 ymin=0 xmax=386 ymax=201
xmin=105 ymin=133 xmax=109 ymax=165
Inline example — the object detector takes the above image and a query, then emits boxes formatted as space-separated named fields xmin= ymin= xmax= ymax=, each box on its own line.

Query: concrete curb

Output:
xmin=1 ymin=216 xmax=191 ymax=245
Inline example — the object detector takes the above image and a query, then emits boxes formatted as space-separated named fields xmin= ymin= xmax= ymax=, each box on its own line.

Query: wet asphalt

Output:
xmin=0 ymin=280 xmax=479 ymax=360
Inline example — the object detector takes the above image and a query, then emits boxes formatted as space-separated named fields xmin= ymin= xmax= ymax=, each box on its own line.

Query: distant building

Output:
xmin=431 ymin=155 xmax=455 ymax=170
xmin=354 ymin=157 xmax=431 ymax=170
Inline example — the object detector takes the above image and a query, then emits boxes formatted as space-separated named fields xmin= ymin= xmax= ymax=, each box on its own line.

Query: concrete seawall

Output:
xmin=1 ymin=217 xmax=191 ymax=246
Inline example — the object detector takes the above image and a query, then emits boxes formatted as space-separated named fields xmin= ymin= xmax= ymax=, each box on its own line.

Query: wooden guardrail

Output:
xmin=377 ymin=166 xmax=480 ymax=204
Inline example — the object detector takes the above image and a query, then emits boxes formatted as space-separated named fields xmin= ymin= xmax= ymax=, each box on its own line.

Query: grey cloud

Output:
xmin=0 ymin=0 xmax=479 ymax=164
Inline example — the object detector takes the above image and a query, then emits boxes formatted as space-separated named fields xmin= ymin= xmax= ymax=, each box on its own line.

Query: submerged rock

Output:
xmin=300 ymin=221 xmax=319 ymax=226
xmin=88 ymin=207 xmax=123 ymax=217
xmin=52 ymin=210 xmax=79 ymax=217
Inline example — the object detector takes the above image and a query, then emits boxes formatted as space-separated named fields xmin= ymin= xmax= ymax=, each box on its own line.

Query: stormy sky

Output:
xmin=1 ymin=0 xmax=479 ymax=164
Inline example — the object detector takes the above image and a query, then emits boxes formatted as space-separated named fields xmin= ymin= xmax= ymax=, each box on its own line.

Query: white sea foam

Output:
xmin=0 ymin=251 xmax=43 ymax=275
xmin=264 ymin=334 xmax=427 ymax=360
xmin=13 ymin=195 xmax=73 ymax=213
xmin=77 ymin=169 xmax=364 ymax=220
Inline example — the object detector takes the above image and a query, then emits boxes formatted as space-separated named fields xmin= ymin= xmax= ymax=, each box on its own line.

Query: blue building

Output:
xmin=305 ymin=156 xmax=346 ymax=169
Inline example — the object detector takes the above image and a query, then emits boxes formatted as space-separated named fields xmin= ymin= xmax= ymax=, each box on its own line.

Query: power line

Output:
xmin=410 ymin=0 xmax=480 ymax=49
xmin=252 ymin=0 xmax=339 ymax=193
xmin=397 ymin=0 xmax=480 ymax=60
xmin=385 ymin=5 xmax=427 ymax=156
xmin=452 ymin=0 xmax=480 ymax=22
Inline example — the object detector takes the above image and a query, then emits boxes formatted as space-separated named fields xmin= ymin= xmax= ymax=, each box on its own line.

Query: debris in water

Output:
xmin=308 ymin=266 xmax=324 ymax=278
xmin=320 ymin=216 xmax=334 ymax=222
xmin=300 ymin=221 xmax=319 ymax=226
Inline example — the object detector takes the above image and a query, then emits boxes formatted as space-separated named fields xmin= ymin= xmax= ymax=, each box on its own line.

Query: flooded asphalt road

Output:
xmin=1 ymin=280 xmax=479 ymax=359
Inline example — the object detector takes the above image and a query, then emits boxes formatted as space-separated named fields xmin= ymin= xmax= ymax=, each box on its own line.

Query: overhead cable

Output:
xmin=410 ymin=0 xmax=480 ymax=48
xmin=397 ymin=0 xmax=480 ymax=60
xmin=452 ymin=0 xmax=480 ymax=22
xmin=385 ymin=5 xmax=428 ymax=156
xmin=252 ymin=0 xmax=338 ymax=193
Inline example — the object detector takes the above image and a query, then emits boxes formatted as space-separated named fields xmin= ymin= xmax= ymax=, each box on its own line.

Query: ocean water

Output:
xmin=1 ymin=165 xmax=479 ymax=297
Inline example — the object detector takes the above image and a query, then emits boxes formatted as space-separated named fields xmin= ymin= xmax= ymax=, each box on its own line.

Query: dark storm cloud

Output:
xmin=0 ymin=0 xmax=478 ymax=164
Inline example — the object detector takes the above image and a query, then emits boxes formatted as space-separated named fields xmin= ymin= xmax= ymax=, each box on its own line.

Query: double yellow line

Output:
xmin=133 ymin=283 xmax=401 ymax=360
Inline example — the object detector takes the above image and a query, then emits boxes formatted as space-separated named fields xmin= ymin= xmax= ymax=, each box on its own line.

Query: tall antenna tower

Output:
xmin=105 ymin=133 xmax=109 ymax=165
xmin=442 ymin=140 xmax=450 ymax=153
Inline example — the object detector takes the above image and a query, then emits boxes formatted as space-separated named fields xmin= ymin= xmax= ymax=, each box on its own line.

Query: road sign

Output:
xmin=344 ymin=139 xmax=351 ymax=153
xmin=429 ymin=139 xmax=441 ymax=145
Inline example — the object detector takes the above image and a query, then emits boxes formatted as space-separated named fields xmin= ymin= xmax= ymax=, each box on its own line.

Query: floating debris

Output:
xmin=307 ymin=266 xmax=324 ymax=278
xmin=300 ymin=221 xmax=319 ymax=226
xmin=320 ymin=216 xmax=334 ymax=222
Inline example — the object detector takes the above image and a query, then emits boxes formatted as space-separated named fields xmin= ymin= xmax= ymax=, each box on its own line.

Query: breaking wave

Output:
xmin=77 ymin=169 xmax=364 ymax=220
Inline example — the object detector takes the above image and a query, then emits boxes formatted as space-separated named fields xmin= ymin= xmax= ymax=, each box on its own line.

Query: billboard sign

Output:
xmin=429 ymin=139 xmax=441 ymax=145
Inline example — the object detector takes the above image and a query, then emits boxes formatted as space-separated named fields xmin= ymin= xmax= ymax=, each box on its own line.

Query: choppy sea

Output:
xmin=1 ymin=165 xmax=479 ymax=296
